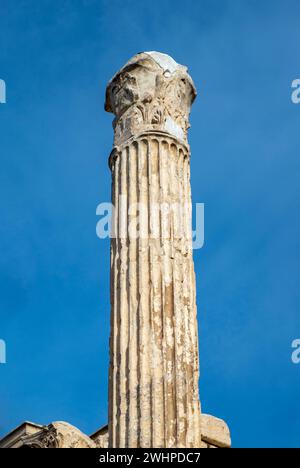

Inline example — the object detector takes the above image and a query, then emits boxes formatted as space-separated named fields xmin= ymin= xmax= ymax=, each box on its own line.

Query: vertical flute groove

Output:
xmin=118 ymin=148 xmax=129 ymax=447
xmin=128 ymin=142 xmax=139 ymax=447
xmin=161 ymin=140 xmax=177 ymax=448
xmin=150 ymin=139 xmax=165 ymax=447
xmin=137 ymin=140 xmax=151 ymax=447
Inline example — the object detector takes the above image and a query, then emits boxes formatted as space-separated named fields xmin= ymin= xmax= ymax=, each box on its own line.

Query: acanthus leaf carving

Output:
xmin=105 ymin=52 xmax=196 ymax=146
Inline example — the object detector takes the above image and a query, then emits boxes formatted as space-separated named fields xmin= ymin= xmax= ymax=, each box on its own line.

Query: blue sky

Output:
xmin=0 ymin=0 xmax=300 ymax=448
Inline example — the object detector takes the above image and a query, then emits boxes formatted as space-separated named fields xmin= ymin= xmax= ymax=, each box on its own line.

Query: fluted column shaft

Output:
xmin=109 ymin=134 xmax=201 ymax=448
xmin=105 ymin=52 xmax=201 ymax=448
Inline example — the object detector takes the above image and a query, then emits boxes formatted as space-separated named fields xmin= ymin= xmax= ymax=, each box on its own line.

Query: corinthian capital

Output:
xmin=105 ymin=51 xmax=197 ymax=146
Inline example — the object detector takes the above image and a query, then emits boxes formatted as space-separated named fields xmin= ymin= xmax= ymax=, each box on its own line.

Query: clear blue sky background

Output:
xmin=0 ymin=0 xmax=300 ymax=448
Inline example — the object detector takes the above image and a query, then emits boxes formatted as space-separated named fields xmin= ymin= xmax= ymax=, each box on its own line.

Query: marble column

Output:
xmin=105 ymin=52 xmax=201 ymax=448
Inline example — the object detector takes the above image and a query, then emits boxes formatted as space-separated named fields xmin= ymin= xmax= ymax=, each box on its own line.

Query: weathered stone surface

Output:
xmin=0 ymin=422 xmax=96 ymax=448
xmin=105 ymin=51 xmax=196 ymax=147
xmin=90 ymin=420 xmax=231 ymax=449
xmin=0 ymin=422 xmax=44 ymax=448
xmin=201 ymin=414 xmax=231 ymax=448
xmin=107 ymin=52 xmax=202 ymax=448
xmin=47 ymin=422 xmax=96 ymax=448
xmin=90 ymin=424 xmax=109 ymax=448
xmin=0 ymin=419 xmax=231 ymax=449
